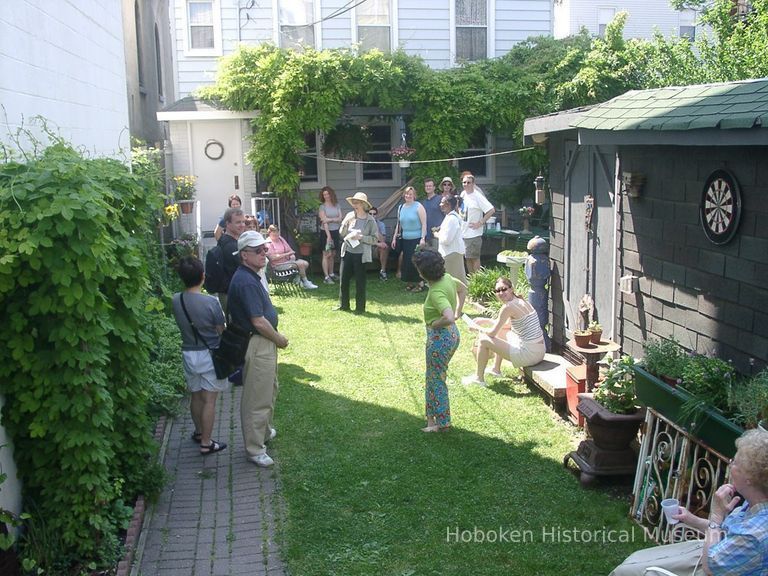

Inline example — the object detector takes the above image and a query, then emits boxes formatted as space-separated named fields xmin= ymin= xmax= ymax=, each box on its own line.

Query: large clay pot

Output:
xmin=577 ymin=394 xmax=645 ymax=451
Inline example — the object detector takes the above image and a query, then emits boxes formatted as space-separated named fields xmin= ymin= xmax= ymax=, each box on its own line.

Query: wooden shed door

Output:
xmin=563 ymin=142 xmax=617 ymax=337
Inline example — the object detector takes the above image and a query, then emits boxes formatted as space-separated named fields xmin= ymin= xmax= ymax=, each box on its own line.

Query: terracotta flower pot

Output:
xmin=178 ymin=200 xmax=194 ymax=214
xmin=590 ymin=329 xmax=603 ymax=344
xmin=574 ymin=331 xmax=592 ymax=347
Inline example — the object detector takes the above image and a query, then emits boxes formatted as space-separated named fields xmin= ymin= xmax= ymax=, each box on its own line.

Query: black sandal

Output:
xmin=191 ymin=431 xmax=202 ymax=443
xmin=200 ymin=440 xmax=227 ymax=455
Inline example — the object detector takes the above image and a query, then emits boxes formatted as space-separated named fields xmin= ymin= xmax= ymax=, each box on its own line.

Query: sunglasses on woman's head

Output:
xmin=494 ymin=286 xmax=509 ymax=294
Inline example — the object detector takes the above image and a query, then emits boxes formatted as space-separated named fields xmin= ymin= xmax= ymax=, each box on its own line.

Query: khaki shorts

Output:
xmin=464 ymin=236 xmax=483 ymax=259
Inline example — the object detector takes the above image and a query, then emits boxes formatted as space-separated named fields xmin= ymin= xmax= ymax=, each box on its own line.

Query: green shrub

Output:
xmin=144 ymin=313 xmax=186 ymax=419
xmin=467 ymin=258 xmax=529 ymax=313
xmin=730 ymin=369 xmax=768 ymax=428
xmin=0 ymin=141 xmax=165 ymax=571
xmin=595 ymin=355 xmax=638 ymax=414
xmin=681 ymin=355 xmax=735 ymax=414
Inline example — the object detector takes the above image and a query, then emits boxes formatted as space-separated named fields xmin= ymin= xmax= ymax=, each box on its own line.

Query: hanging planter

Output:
xmin=178 ymin=200 xmax=195 ymax=214
xmin=391 ymin=144 xmax=415 ymax=168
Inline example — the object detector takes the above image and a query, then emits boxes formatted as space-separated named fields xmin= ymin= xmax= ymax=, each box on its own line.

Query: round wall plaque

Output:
xmin=204 ymin=139 xmax=224 ymax=160
xmin=700 ymin=169 xmax=741 ymax=245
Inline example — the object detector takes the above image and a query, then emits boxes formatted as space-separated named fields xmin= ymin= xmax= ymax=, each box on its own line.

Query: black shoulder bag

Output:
xmin=180 ymin=293 xmax=251 ymax=380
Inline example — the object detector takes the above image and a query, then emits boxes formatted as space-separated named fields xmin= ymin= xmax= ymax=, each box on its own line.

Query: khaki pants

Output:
xmin=609 ymin=540 xmax=704 ymax=576
xmin=241 ymin=333 xmax=278 ymax=458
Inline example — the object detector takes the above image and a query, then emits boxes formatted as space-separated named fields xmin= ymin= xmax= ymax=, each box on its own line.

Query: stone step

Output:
xmin=523 ymin=353 xmax=573 ymax=410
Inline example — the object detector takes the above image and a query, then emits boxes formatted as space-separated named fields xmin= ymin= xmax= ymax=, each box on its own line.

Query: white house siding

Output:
xmin=554 ymin=0 xmax=693 ymax=39
xmin=495 ymin=0 xmax=552 ymax=52
xmin=0 ymin=0 xmax=130 ymax=157
xmin=553 ymin=0 xmax=571 ymax=39
xmin=398 ymin=5 xmax=452 ymax=69
xmin=320 ymin=0 xmax=352 ymax=49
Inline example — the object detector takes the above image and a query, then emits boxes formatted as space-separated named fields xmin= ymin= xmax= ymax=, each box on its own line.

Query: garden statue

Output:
xmin=525 ymin=235 xmax=550 ymax=351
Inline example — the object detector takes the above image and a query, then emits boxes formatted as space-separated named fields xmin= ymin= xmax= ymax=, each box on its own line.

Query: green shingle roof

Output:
xmin=570 ymin=79 xmax=768 ymax=132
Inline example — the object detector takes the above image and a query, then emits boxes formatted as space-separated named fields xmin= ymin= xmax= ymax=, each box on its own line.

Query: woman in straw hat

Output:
xmin=337 ymin=192 xmax=379 ymax=314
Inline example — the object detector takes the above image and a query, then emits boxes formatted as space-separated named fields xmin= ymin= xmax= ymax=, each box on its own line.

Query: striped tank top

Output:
xmin=510 ymin=311 xmax=543 ymax=342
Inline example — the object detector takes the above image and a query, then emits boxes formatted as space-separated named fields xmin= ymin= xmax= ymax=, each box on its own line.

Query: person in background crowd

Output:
xmin=214 ymin=194 xmax=242 ymax=241
xmin=217 ymin=207 xmax=245 ymax=313
xmin=227 ymin=231 xmax=288 ymax=468
xmin=244 ymin=214 xmax=258 ymax=231
xmin=460 ymin=174 xmax=495 ymax=275
xmin=318 ymin=185 xmax=343 ymax=285
xmin=609 ymin=428 xmax=767 ymax=576
xmin=337 ymin=192 xmax=379 ymax=314
xmin=460 ymin=171 xmax=486 ymax=197
xmin=463 ymin=276 xmax=545 ymax=386
xmin=171 ymin=256 xmax=228 ymax=455
xmin=439 ymin=176 xmax=456 ymax=199
xmin=391 ymin=186 xmax=427 ymax=292
xmin=264 ymin=225 xmax=318 ymax=290
xmin=412 ymin=249 xmax=467 ymax=433
xmin=436 ymin=195 xmax=466 ymax=282
xmin=369 ymin=206 xmax=390 ymax=280
xmin=423 ymin=178 xmax=443 ymax=251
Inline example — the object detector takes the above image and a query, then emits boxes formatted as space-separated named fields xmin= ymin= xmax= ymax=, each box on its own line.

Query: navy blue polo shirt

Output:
xmin=227 ymin=265 xmax=278 ymax=333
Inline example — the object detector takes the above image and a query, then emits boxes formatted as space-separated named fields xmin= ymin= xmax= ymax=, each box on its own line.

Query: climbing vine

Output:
xmin=201 ymin=37 xmax=592 ymax=198
xmin=0 ymin=138 xmax=165 ymax=571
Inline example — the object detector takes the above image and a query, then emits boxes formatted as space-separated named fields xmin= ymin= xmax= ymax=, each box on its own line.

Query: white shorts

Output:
xmin=182 ymin=350 xmax=230 ymax=393
xmin=506 ymin=333 xmax=546 ymax=367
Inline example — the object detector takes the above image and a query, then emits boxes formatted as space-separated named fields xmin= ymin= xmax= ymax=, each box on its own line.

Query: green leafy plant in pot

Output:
xmin=588 ymin=321 xmax=602 ymax=344
xmin=642 ymin=336 xmax=687 ymax=386
xmin=730 ymin=368 xmax=768 ymax=430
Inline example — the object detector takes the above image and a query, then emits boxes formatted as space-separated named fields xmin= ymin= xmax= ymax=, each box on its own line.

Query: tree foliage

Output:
xmin=0 ymin=140 xmax=164 ymax=571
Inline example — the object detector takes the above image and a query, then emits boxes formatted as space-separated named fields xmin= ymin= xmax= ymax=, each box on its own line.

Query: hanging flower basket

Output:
xmin=178 ymin=199 xmax=195 ymax=214
xmin=391 ymin=145 xmax=415 ymax=168
xmin=172 ymin=175 xmax=197 ymax=201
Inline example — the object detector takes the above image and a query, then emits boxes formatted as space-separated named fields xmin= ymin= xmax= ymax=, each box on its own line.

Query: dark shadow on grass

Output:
xmin=273 ymin=375 xmax=644 ymax=576
xmin=485 ymin=378 xmax=534 ymax=398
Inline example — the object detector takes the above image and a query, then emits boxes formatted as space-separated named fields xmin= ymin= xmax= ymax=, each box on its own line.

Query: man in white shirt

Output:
xmin=460 ymin=174 xmax=495 ymax=274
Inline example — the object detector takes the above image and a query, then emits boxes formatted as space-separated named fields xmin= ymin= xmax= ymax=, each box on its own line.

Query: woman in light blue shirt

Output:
xmin=391 ymin=186 xmax=427 ymax=292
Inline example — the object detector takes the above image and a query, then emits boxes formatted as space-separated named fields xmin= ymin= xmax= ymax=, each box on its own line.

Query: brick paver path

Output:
xmin=136 ymin=387 xmax=285 ymax=576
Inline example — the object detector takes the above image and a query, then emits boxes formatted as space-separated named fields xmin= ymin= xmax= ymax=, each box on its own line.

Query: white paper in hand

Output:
xmin=344 ymin=231 xmax=360 ymax=248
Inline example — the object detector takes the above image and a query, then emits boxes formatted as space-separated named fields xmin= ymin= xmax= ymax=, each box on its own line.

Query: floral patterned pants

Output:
xmin=425 ymin=324 xmax=460 ymax=427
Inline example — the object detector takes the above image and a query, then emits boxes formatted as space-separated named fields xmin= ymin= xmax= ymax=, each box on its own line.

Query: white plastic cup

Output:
xmin=661 ymin=498 xmax=680 ymax=525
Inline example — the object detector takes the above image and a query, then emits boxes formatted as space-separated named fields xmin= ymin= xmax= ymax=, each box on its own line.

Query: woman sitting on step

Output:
xmin=463 ymin=276 xmax=545 ymax=386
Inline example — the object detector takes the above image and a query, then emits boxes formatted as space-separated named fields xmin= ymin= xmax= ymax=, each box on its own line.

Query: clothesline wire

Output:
xmin=301 ymin=147 xmax=534 ymax=165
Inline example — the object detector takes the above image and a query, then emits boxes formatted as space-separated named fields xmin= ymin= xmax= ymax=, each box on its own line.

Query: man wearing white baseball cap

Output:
xmin=228 ymin=231 xmax=288 ymax=468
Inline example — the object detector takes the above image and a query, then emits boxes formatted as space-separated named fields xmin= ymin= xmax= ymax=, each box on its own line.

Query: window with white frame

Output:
xmin=187 ymin=0 xmax=216 ymax=50
xmin=457 ymin=127 xmax=489 ymax=178
xmin=362 ymin=125 xmax=394 ymax=182
xmin=357 ymin=0 xmax=390 ymax=53
xmin=279 ymin=0 xmax=315 ymax=50
xmin=300 ymin=132 xmax=320 ymax=184
xmin=679 ymin=10 xmax=696 ymax=40
xmin=597 ymin=7 xmax=615 ymax=38
xmin=456 ymin=0 xmax=487 ymax=62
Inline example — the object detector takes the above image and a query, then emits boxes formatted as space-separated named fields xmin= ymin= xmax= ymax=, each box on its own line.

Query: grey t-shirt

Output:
xmin=320 ymin=204 xmax=342 ymax=231
xmin=172 ymin=292 xmax=225 ymax=350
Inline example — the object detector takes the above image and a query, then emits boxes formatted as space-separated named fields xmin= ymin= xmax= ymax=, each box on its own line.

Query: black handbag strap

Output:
xmin=179 ymin=293 xmax=213 ymax=350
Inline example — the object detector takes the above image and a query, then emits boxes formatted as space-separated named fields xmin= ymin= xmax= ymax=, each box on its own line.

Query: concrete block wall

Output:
xmin=618 ymin=145 xmax=768 ymax=373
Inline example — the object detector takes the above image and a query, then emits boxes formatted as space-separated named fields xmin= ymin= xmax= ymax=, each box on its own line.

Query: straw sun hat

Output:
xmin=345 ymin=192 xmax=372 ymax=210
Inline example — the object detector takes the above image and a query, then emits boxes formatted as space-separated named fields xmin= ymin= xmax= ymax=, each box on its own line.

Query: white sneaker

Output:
xmin=485 ymin=368 xmax=503 ymax=378
xmin=267 ymin=427 xmax=277 ymax=442
xmin=249 ymin=452 xmax=274 ymax=468
xmin=302 ymin=279 xmax=318 ymax=289
xmin=324 ymin=276 xmax=334 ymax=284
xmin=462 ymin=375 xmax=486 ymax=387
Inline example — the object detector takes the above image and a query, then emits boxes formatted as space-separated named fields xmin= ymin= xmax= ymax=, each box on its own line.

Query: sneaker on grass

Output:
xmin=461 ymin=375 xmax=486 ymax=387
xmin=302 ymin=279 xmax=318 ymax=289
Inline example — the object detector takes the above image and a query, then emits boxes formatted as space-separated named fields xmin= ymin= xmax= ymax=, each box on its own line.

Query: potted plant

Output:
xmin=588 ymin=321 xmax=603 ymax=344
xmin=172 ymin=175 xmax=197 ymax=214
xmin=294 ymin=231 xmax=315 ymax=257
xmin=391 ymin=144 xmax=416 ymax=168
xmin=566 ymin=356 xmax=645 ymax=485
xmin=642 ymin=336 xmax=687 ymax=386
xmin=730 ymin=368 xmax=768 ymax=430
xmin=573 ymin=329 xmax=592 ymax=348
xmin=518 ymin=205 xmax=535 ymax=232
xmin=580 ymin=355 xmax=645 ymax=450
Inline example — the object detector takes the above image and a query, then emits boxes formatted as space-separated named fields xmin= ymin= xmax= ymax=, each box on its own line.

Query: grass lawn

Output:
xmin=270 ymin=274 xmax=648 ymax=575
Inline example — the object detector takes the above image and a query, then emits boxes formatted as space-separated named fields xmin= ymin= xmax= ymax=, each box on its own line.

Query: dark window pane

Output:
xmin=458 ymin=128 xmax=487 ymax=177
xmin=456 ymin=28 xmax=486 ymax=61
xmin=301 ymin=132 xmax=318 ymax=182
xmin=363 ymin=125 xmax=392 ymax=181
